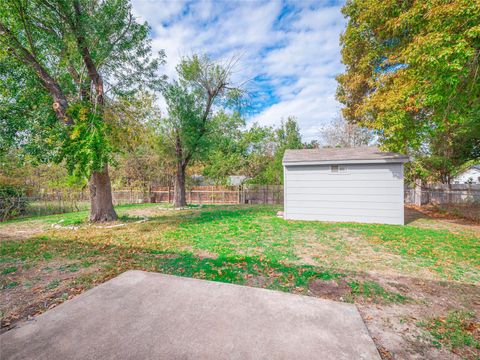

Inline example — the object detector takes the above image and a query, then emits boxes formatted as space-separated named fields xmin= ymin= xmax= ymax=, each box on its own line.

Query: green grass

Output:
xmin=2 ymin=266 xmax=17 ymax=275
xmin=347 ymin=280 xmax=409 ymax=303
xmin=46 ymin=279 xmax=61 ymax=290
xmin=420 ymin=310 xmax=480 ymax=352
xmin=156 ymin=206 xmax=479 ymax=282
xmin=1 ymin=205 xmax=479 ymax=282
xmin=1 ymin=205 xmax=426 ymax=303
xmin=1 ymin=281 xmax=19 ymax=289
xmin=0 ymin=202 xmax=170 ymax=226
xmin=2 ymin=204 xmax=478 ymax=296
xmin=2 ymin=204 xmax=479 ymax=357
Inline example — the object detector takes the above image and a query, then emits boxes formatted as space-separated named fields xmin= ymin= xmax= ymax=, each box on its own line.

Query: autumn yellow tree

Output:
xmin=337 ymin=0 xmax=480 ymax=183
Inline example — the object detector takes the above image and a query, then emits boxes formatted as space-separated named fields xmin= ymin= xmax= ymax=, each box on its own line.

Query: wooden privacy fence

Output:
xmin=148 ymin=185 xmax=284 ymax=205
xmin=0 ymin=185 xmax=285 ymax=219
xmin=404 ymin=184 xmax=480 ymax=205
xmin=133 ymin=184 xmax=480 ymax=206
xmin=3 ymin=183 xmax=479 ymax=220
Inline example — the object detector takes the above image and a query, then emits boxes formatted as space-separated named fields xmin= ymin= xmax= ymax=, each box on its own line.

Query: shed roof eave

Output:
xmin=283 ymin=158 xmax=409 ymax=166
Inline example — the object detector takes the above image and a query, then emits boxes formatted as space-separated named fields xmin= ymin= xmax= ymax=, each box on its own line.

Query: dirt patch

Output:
xmin=308 ymin=278 xmax=351 ymax=300
xmin=0 ymin=260 xmax=99 ymax=333
xmin=245 ymin=275 xmax=271 ymax=288
xmin=294 ymin=266 xmax=480 ymax=359
xmin=361 ymin=304 xmax=463 ymax=360
xmin=0 ymin=220 xmax=49 ymax=241
xmin=351 ymin=272 xmax=480 ymax=360
xmin=121 ymin=206 xmax=169 ymax=218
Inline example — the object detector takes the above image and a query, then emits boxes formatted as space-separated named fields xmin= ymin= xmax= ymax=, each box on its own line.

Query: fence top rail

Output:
xmin=422 ymin=188 xmax=480 ymax=193
xmin=406 ymin=185 xmax=480 ymax=190
xmin=423 ymin=184 xmax=480 ymax=190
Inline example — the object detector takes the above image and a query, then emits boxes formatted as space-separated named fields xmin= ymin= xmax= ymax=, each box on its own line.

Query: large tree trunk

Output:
xmin=2 ymin=10 xmax=117 ymax=223
xmin=173 ymin=161 xmax=187 ymax=208
xmin=72 ymin=2 xmax=116 ymax=221
xmin=89 ymin=166 xmax=117 ymax=221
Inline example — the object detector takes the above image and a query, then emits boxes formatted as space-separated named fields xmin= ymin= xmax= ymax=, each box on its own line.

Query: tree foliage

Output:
xmin=0 ymin=0 xmax=164 ymax=177
xmin=160 ymin=54 xmax=241 ymax=206
xmin=202 ymin=119 xmax=273 ymax=184
xmin=251 ymin=116 xmax=303 ymax=185
xmin=337 ymin=0 xmax=480 ymax=183
xmin=0 ymin=0 xmax=165 ymax=220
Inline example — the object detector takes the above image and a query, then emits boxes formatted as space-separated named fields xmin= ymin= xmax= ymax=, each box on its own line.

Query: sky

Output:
xmin=131 ymin=0 xmax=346 ymax=141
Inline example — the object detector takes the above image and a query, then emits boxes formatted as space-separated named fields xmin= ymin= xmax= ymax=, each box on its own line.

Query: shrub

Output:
xmin=0 ymin=184 xmax=29 ymax=221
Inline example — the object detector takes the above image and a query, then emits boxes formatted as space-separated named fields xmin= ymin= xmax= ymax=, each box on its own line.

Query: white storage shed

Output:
xmin=283 ymin=147 xmax=408 ymax=225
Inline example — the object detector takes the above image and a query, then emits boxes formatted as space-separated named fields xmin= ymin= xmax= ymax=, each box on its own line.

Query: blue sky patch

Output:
xmin=132 ymin=0 xmax=346 ymax=140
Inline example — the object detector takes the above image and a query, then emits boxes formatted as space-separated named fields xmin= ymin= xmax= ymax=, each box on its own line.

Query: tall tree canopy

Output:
xmin=0 ymin=0 xmax=164 ymax=220
xmin=161 ymin=54 xmax=241 ymax=207
xmin=337 ymin=0 xmax=480 ymax=183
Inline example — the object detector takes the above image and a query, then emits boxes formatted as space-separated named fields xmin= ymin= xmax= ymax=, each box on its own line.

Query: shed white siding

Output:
xmin=284 ymin=163 xmax=404 ymax=225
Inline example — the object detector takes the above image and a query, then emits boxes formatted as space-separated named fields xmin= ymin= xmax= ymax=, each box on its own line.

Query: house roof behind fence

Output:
xmin=283 ymin=146 xmax=409 ymax=165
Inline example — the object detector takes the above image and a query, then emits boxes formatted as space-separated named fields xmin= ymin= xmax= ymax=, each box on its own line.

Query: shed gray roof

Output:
xmin=283 ymin=146 xmax=408 ymax=165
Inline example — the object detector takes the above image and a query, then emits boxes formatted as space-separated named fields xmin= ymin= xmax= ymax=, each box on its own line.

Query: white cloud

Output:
xmin=131 ymin=0 xmax=346 ymax=141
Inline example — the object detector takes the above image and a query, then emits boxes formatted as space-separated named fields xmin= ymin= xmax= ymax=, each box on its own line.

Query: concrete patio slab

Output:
xmin=1 ymin=270 xmax=380 ymax=360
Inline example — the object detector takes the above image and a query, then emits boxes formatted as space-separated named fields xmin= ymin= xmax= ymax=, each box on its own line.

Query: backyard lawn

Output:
xmin=1 ymin=204 xmax=479 ymax=359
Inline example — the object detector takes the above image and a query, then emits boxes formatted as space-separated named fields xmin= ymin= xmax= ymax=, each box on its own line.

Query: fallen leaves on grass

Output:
xmin=419 ymin=310 xmax=480 ymax=358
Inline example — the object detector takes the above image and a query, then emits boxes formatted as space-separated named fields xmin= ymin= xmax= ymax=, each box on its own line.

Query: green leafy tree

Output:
xmin=108 ymin=94 xmax=171 ymax=189
xmin=0 ymin=0 xmax=164 ymax=220
xmin=252 ymin=116 xmax=303 ymax=184
xmin=201 ymin=117 xmax=278 ymax=184
xmin=200 ymin=111 xmax=246 ymax=184
xmin=337 ymin=0 xmax=480 ymax=183
xmin=161 ymin=55 xmax=241 ymax=207
xmin=241 ymin=124 xmax=277 ymax=179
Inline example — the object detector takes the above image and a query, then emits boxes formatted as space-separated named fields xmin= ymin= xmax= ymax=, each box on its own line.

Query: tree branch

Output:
xmin=70 ymin=0 xmax=104 ymax=109
xmin=0 ymin=21 xmax=72 ymax=125
xmin=16 ymin=0 xmax=37 ymax=57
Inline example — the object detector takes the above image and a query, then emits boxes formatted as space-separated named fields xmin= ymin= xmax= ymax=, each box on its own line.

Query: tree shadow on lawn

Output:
xmin=118 ymin=205 xmax=278 ymax=225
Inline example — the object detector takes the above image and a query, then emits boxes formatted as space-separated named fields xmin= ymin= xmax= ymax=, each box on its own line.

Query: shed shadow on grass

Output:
xmin=404 ymin=207 xmax=429 ymax=225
